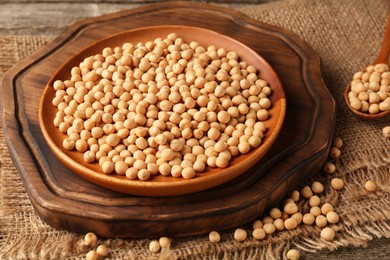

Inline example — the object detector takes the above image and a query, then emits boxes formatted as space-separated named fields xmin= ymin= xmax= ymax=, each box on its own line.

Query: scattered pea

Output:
xmin=234 ymin=228 xmax=247 ymax=242
xmin=320 ymin=227 xmax=335 ymax=241
xmin=326 ymin=211 xmax=340 ymax=224
xmin=331 ymin=178 xmax=345 ymax=190
xmin=263 ymin=223 xmax=276 ymax=234
xmin=364 ymin=180 xmax=377 ymax=192
xmin=252 ymin=228 xmax=266 ymax=240
xmin=209 ymin=231 xmax=221 ymax=243
xmin=284 ymin=203 xmax=298 ymax=215
xmin=84 ymin=232 xmax=98 ymax=246
xmin=286 ymin=249 xmax=300 ymax=260
xmin=96 ymin=245 xmax=109 ymax=257
xmin=300 ymin=186 xmax=313 ymax=199
xmin=323 ymin=162 xmax=336 ymax=174
xmin=383 ymin=126 xmax=390 ymax=138
xmin=86 ymin=250 xmax=98 ymax=260
xmin=149 ymin=240 xmax=161 ymax=253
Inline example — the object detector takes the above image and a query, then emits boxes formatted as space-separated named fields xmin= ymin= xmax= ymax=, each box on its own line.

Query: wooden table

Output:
xmin=1 ymin=0 xmax=389 ymax=258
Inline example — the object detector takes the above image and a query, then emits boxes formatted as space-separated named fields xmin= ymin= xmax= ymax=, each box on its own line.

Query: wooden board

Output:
xmin=0 ymin=1 xmax=335 ymax=238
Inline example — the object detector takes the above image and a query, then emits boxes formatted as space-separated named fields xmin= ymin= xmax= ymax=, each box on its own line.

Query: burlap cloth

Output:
xmin=1 ymin=0 xmax=390 ymax=259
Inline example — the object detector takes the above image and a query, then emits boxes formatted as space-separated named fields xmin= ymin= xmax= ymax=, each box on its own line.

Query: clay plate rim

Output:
xmin=39 ymin=25 xmax=286 ymax=197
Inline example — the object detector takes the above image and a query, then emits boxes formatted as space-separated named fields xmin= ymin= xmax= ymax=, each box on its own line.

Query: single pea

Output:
xmin=323 ymin=162 xmax=336 ymax=174
xmin=84 ymin=232 xmax=98 ymax=245
xmin=315 ymin=215 xmax=327 ymax=228
xmin=149 ymin=240 xmax=161 ymax=253
xmin=321 ymin=203 xmax=334 ymax=215
xmin=284 ymin=203 xmax=298 ymax=215
xmin=209 ymin=231 xmax=221 ymax=243
xmin=321 ymin=227 xmax=335 ymax=241
xmin=159 ymin=237 xmax=171 ymax=248
xmin=301 ymin=186 xmax=313 ymax=199
xmin=326 ymin=211 xmax=340 ymax=224
xmin=252 ymin=228 xmax=266 ymax=240
xmin=284 ymin=218 xmax=298 ymax=230
xmin=269 ymin=208 xmax=282 ymax=219
xmin=263 ymin=223 xmax=276 ymax=234
xmin=273 ymin=218 xmax=285 ymax=231
xmin=329 ymin=147 xmax=341 ymax=159
xmin=86 ymin=250 xmax=98 ymax=260
xmin=364 ymin=180 xmax=377 ymax=192
xmin=302 ymin=213 xmax=315 ymax=225
xmin=234 ymin=228 xmax=247 ymax=242
xmin=331 ymin=178 xmax=344 ymax=190
xmin=96 ymin=244 xmax=109 ymax=257
xmin=383 ymin=126 xmax=390 ymax=138
xmin=286 ymin=249 xmax=300 ymax=260
xmin=252 ymin=220 xmax=263 ymax=229
xmin=311 ymin=181 xmax=325 ymax=194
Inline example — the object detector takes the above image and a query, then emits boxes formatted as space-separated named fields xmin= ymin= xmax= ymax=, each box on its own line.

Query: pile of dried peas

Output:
xmin=81 ymin=136 xmax=382 ymax=259
xmin=51 ymin=33 xmax=273 ymax=180
xmin=347 ymin=63 xmax=390 ymax=114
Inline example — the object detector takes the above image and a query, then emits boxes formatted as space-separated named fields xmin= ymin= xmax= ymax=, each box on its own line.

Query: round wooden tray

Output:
xmin=0 ymin=2 xmax=335 ymax=238
xmin=39 ymin=25 xmax=286 ymax=197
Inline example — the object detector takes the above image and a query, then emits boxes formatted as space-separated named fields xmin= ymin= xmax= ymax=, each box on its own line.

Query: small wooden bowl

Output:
xmin=39 ymin=25 xmax=286 ymax=197
xmin=344 ymin=83 xmax=390 ymax=119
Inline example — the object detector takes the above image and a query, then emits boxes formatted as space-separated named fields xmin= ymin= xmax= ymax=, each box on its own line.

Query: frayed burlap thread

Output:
xmin=1 ymin=0 xmax=390 ymax=259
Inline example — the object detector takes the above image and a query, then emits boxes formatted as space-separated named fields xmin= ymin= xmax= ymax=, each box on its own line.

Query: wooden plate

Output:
xmin=0 ymin=2 xmax=335 ymax=238
xmin=39 ymin=25 xmax=286 ymax=197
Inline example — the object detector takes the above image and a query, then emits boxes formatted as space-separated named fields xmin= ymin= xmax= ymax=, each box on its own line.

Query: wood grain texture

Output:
xmin=0 ymin=1 xmax=335 ymax=238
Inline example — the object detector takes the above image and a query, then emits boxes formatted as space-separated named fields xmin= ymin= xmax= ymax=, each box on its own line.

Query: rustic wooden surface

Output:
xmin=1 ymin=0 xmax=389 ymax=258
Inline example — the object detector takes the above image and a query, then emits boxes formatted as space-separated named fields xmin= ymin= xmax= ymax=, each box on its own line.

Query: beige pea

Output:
xmin=182 ymin=167 xmax=195 ymax=179
xmin=300 ymin=186 xmax=313 ymax=199
xmin=159 ymin=237 xmax=171 ymax=248
xmin=96 ymin=245 xmax=109 ymax=257
xmin=84 ymin=232 xmax=98 ymax=245
xmin=263 ymin=223 xmax=276 ymax=234
xmin=309 ymin=195 xmax=321 ymax=207
xmin=326 ymin=211 xmax=340 ymax=224
xmin=63 ymin=138 xmax=75 ymax=150
xmin=284 ymin=218 xmax=298 ymax=230
xmin=86 ymin=250 xmax=98 ymax=260
xmin=138 ymin=169 xmax=150 ymax=181
xmin=383 ymin=126 xmax=390 ymax=138
xmin=234 ymin=228 xmax=247 ymax=242
xmin=284 ymin=203 xmax=299 ymax=216
xmin=364 ymin=180 xmax=377 ymax=192
xmin=290 ymin=190 xmax=300 ymax=202
xmin=269 ymin=208 xmax=282 ymax=219
xmin=315 ymin=215 xmax=327 ymax=228
xmin=320 ymin=227 xmax=335 ymax=241
xmin=84 ymin=151 xmax=96 ymax=163
xmin=262 ymin=216 xmax=273 ymax=224
xmin=311 ymin=181 xmax=325 ymax=194
xmin=302 ymin=213 xmax=315 ymax=225
xmin=252 ymin=228 xmax=266 ymax=240
xmin=149 ymin=240 xmax=160 ymax=253
xmin=286 ymin=249 xmax=300 ymax=260
xmin=209 ymin=231 xmax=221 ymax=243
xmin=252 ymin=219 xmax=263 ymax=229
xmin=323 ymin=162 xmax=336 ymax=174
xmin=102 ymin=160 xmax=114 ymax=174
xmin=329 ymin=147 xmax=341 ymax=159
xmin=321 ymin=203 xmax=334 ymax=215
xmin=331 ymin=178 xmax=344 ymax=190
xmin=291 ymin=212 xmax=303 ymax=225
xmin=273 ymin=218 xmax=285 ymax=231
xmin=310 ymin=206 xmax=322 ymax=217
